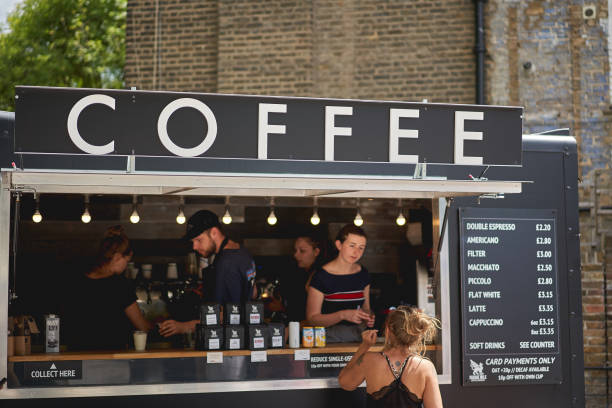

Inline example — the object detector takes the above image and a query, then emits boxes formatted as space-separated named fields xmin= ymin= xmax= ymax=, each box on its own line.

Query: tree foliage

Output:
xmin=0 ymin=0 xmax=126 ymax=111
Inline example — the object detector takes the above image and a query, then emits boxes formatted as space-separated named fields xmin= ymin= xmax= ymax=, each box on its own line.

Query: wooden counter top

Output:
xmin=9 ymin=344 xmax=441 ymax=362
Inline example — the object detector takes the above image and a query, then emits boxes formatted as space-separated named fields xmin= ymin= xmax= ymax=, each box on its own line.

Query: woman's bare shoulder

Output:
xmin=362 ymin=351 xmax=383 ymax=364
xmin=411 ymin=355 xmax=437 ymax=375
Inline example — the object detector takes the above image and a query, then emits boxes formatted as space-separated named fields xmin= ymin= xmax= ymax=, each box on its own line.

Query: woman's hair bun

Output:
xmin=384 ymin=305 xmax=440 ymax=355
xmin=95 ymin=225 xmax=131 ymax=268
xmin=104 ymin=225 xmax=124 ymax=239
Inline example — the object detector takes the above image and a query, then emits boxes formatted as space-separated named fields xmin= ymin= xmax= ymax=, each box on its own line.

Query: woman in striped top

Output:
xmin=306 ymin=224 xmax=375 ymax=342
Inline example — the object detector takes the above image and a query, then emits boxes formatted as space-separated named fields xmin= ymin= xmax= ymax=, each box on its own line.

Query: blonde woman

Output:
xmin=338 ymin=306 xmax=443 ymax=408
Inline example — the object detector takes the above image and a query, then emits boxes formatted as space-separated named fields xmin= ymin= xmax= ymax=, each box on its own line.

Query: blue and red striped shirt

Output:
xmin=310 ymin=266 xmax=371 ymax=315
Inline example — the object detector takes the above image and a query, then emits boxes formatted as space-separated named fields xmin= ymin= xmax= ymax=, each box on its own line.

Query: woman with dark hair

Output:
xmin=338 ymin=306 xmax=443 ymax=408
xmin=306 ymin=224 xmax=375 ymax=342
xmin=279 ymin=234 xmax=324 ymax=323
xmin=64 ymin=226 xmax=151 ymax=350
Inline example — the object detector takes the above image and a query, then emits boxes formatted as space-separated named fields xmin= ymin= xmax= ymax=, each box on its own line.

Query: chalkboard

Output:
xmin=460 ymin=208 xmax=561 ymax=386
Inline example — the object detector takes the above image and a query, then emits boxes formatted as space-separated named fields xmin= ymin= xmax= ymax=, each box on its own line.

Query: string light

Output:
xmin=222 ymin=196 xmax=232 ymax=224
xmin=396 ymin=212 xmax=406 ymax=226
xmin=176 ymin=196 xmax=186 ymax=224
xmin=310 ymin=197 xmax=320 ymax=225
xmin=267 ymin=197 xmax=277 ymax=226
xmin=353 ymin=210 xmax=363 ymax=227
xmin=130 ymin=195 xmax=140 ymax=224
xmin=81 ymin=194 xmax=91 ymax=223
xmin=396 ymin=199 xmax=406 ymax=226
xmin=353 ymin=199 xmax=363 ymax=227
xmin=32 ymin=193 xmax=42 ymax=223
xmin=310 ymin=209 xmax=320 ymax=226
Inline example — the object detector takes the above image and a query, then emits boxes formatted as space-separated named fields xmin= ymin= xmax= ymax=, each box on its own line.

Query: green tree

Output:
xmin=0 ymin=0 xmax=126 ymax=111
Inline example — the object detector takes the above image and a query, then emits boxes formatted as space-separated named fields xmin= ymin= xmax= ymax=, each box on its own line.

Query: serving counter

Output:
xmin=7 ymin=344 xmax=440 ymax=388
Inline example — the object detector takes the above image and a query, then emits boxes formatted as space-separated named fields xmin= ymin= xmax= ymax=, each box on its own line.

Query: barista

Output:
xmin=306 ymin=224 xmax=375 ymax=342
xmin=63 ymin=226 xmax=152 ymax=350
xmin=159 ymin=210 xmax=257 ymax=337
xmin=280 ymin=234 xmax=324 ymax=322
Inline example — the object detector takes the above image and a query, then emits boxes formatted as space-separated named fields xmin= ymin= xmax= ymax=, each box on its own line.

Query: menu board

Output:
xmin=460 ymin=208 xmax=562 ymax=386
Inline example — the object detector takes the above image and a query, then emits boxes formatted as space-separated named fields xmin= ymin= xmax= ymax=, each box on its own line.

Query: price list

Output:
xmin=460 ymin=208 xmax=561 ymax=386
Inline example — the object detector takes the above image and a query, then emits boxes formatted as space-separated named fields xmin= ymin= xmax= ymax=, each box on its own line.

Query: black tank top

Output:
xmin=366 ymin=353 xmax=424 ymax=408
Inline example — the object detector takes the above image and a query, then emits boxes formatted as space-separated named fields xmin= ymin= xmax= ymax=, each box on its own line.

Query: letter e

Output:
xmin=454 ymin=111 xmax=484 ymax=165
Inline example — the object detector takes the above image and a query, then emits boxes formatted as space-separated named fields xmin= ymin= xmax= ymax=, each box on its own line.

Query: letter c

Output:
xmin=157 ymin=98 xmax=218 ymax=157
xmin=67 ymin=94 xmax=116 ymax=154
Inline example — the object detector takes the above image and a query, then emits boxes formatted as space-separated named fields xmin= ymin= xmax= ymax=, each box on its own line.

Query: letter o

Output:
xmin=67 ymin=94 xmax=116 ymax=155
xmin=157 ymin=98 xmax=217 ymax=157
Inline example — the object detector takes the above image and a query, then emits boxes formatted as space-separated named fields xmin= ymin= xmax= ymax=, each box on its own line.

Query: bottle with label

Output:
xmin=45 ymin=314 xmax=60 ymax=353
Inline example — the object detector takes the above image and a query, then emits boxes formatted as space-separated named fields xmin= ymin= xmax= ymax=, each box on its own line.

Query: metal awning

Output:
xmin=5 ymin=170 xmax=524 ymax=198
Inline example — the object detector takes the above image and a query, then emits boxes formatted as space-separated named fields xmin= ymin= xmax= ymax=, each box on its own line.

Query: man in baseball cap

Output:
xmin=159 ymin=209 xmax=257 ymax=338
xmin=183 ymin=209 xmax=223 ymax=257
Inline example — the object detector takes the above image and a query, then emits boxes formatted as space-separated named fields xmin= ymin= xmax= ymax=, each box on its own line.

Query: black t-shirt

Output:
xmin=309 ymin=266 xmax=371 ymax=315
xmin=63 ymin=274 xmax=137 ymax=350
xmin=214 ymin=247 xmax=256 ymax=304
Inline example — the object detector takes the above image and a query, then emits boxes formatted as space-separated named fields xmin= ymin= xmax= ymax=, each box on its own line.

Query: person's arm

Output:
xmin=158 ymin=319 xmax=198 ymax=337
xmin=362 ymin=284 xmax=375 ymax=327
xmin=124 ymin=302 xmax=153 ymax=332
xmin=338 ymin=329 xmax=377 ymax=390
xmin=422 ymin=360 xmax=444 ymax=408
xmin=306 ymin=287 xmax=370 ymax=326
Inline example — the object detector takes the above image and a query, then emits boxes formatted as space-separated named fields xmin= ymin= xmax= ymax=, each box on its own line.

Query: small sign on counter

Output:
xmin=207 ymin=352 xmax=223 ymax=364
xmin=250 ymin=350 xmax=267 ymax=362
xmin=24 ymin=361 xmax=82 ymax=382
xmin=294 ymin=349 xmax=310 ymax=361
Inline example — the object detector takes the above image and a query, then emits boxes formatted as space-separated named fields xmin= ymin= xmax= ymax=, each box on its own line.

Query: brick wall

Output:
xmin=125 ymin=0 xmax=612 ymax=404
xmin=126 ymin=0 xmax=477 ymax=102
xmin=126 ymin=0 xmax=218 ymax=92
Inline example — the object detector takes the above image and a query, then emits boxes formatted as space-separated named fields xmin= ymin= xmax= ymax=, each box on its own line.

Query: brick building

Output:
xmin=125 ymin=1 xmax=611 ymax=405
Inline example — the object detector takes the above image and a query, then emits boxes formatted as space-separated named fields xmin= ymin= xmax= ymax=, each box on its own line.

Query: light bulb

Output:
xmin=267 ymin=209 xmax=277 ymax=225
xmin=353 ymin=211 xmax=363 ymax=227
xmin=81 ymin=208 xmax=91 ymax=223
xmin=32 ymin=209 xmax=42 ymax=223
xmin=176 ymin=208 xmax=186 ymax=224
xmin=222 ymin=208 xmax=232 ymax=224
xmin=396 ymin=212 xmax=406 ymax=226
xmin=310 ymin=210 xmax=320 ymax=226
xmin=130 ymin=208 xmax=140 ymax=224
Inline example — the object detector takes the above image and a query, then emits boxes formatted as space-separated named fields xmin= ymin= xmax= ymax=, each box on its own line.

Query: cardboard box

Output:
xmin=245 ymin=301 xmax=264 ymax=325
xmin=267 ymin=323 xmax=285 ymax=348
xmin=225 ymin=303 xmax=242 ymax=325
xmin=248 ymin=325 xmax=267 ymax=350
xmin=225 ymin=325 xmax=245 ymax=350
xmin=204 ymin=326 xmax=224 ymax=351
xmin=200 ymin=302 xmax=221 ymax=326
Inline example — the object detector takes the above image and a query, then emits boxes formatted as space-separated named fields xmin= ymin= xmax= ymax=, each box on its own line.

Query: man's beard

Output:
xmin=202 ymin=239 xmax=217 ymax=257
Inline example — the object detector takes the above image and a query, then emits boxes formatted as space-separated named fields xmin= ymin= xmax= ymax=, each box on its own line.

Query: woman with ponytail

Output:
xmin=338 ymin=306 xmax=443 ymax=407
xmin=64 ymin=226 xmax=151 ymax=350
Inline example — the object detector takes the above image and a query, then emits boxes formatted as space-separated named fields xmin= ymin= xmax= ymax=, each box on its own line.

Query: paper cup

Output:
xmin=133 ymin=331 xmax=147 ymax=351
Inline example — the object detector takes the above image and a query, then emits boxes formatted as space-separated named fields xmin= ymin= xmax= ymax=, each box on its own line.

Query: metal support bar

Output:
xmin=0 ymin=173 xmax=11 ymax=388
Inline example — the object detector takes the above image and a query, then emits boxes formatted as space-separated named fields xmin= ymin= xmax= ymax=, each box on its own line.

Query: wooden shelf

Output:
xmin=9 ymin=344 xmax=441 ymax=362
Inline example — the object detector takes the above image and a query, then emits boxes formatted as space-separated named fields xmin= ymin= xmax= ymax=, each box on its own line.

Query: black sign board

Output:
xmin=15 ymin=86 xmax=522 ymax=167
xmin=460 ymin=208 xmax=561 ymax=386
xmin=23 ymin=360 xmax=83 ymax=384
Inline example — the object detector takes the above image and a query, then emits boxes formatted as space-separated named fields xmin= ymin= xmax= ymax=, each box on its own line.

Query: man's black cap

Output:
xmin=183 ymin=210 xmax=221 ymax=240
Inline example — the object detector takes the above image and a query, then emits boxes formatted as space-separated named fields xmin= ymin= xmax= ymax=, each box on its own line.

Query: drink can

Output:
xmin=302 ymin=326 xmax=314 ymax=348
xmin=314 ymin=326 xmax=326 ymax=347
xmin=45 ymin=314 xmax=60 ymax=353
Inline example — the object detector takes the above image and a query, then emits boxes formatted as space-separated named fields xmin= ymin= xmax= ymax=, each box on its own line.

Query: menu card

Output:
xmin=460 ymin=208 xmax=562 ymax=386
